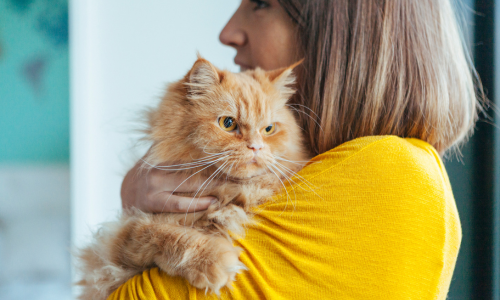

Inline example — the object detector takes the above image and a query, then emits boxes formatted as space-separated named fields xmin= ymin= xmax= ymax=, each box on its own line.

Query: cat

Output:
xmin=76 ymin=57 xmax=310 ymax=300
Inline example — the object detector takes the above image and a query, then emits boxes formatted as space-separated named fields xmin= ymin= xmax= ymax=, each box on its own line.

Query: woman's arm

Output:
xmin=121 ymin=161 xmax=216 ymax=213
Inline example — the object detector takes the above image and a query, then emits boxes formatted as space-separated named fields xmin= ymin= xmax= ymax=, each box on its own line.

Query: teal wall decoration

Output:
xmin=0 ymin=0 xmax=69 ymax=163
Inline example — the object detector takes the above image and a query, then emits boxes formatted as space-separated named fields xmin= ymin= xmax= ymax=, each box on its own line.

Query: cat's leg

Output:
xmin=114 ymin=215 xmax=246 ymax=294
xmin=76 ymin=215 xmax=146 ymax=300
xmin=207 ymin=204 xmax=250 ymax=237
xmin=155 ymin=227 xmax=246 ymax=294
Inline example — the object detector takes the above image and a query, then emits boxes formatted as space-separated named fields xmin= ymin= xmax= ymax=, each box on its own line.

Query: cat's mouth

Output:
xmin=222 ymin=161 xmax=272 ymax=182
xmin=247 ymin=158 xmax=257 ymax=164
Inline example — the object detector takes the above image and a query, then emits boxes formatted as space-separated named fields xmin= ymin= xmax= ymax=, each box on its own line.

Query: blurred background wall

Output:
xmin=0 ymin=0 xmax=498 ymax=299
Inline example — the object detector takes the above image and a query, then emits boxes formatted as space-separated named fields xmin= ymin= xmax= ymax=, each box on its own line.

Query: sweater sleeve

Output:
xmin=108 ymin=136 xmax=461 ymax=300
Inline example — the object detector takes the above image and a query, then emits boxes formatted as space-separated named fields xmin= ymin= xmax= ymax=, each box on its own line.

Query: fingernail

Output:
xmin=210 ymin=198 xmax=217 ymax=204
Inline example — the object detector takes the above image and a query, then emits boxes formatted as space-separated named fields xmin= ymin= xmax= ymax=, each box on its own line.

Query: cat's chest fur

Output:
xmin=171 ymin=172 xmax=283 ymax=227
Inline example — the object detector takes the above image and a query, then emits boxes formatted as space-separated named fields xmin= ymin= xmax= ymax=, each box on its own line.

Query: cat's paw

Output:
xmin=184 ymin=237 xmax=247 ymax=295
xmin=207 ymin=204 xmax=249 ymax=236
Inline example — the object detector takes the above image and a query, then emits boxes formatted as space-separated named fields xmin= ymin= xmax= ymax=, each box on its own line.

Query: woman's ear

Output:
xmin=266 ymin=59 xmax=304 ymax=100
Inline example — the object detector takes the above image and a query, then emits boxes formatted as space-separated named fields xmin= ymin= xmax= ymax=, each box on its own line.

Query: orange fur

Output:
xmin=76 ymin=58 xmax=310 ymax=299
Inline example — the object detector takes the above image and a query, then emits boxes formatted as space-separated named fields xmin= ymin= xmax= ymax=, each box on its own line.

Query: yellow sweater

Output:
xmin=108 ymin=136 xmax=461 ymax=300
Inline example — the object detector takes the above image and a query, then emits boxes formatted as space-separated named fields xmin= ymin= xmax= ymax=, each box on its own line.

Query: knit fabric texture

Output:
xmin=108 ymin=135 xmax=462 ymax=300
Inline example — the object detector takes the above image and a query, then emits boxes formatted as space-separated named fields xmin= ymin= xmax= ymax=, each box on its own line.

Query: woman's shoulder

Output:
xmin=292 ymin=135 xmax=461 ymax=298
xmin=305 ymin=135 xmax=450 ymax=193
xmin=312 ymin=135 xmax=443 ymax=168
xmin=254 ymin=135 xmax=462 ymax=298
xmin=297 ymin=135 xmax=460 ymax=244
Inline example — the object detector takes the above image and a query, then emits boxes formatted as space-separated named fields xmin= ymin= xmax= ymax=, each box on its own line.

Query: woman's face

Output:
xmin=219 ymin=0 xmax=299 ymax=71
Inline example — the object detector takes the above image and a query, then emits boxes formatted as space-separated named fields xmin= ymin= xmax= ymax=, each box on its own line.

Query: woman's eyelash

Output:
xmin=250 ymin=0 xmax=270 ymax=10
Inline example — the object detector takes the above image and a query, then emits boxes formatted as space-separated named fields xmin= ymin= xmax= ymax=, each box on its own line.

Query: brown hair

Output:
xmin=278 ymin=0 xmax=484 ymax=156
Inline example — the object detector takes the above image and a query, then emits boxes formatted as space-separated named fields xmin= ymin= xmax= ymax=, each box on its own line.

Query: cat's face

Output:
xmin=149 ymin=58 xmax=306 ymax=180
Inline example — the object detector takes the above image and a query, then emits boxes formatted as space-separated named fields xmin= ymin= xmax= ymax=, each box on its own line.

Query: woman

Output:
xmin=115 ymin=0 xmax=482 ymax=298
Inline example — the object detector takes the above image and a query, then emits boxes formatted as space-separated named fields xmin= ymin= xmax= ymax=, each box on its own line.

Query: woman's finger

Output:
xmin=149 ymin=169 xmax=206 ymax=193
xmin=146 ymin=192 xmax=216 ymax=213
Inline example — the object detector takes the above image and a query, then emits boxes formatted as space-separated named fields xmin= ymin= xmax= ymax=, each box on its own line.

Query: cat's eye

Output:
xmin=263 ymin=123 xmax=276 ymax=135
xmin=218 ymin=116 xmax=237 ymax=132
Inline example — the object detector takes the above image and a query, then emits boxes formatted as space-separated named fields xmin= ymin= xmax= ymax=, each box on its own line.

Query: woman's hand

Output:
xmin=121 ymin=162 xmax=216 ymax=213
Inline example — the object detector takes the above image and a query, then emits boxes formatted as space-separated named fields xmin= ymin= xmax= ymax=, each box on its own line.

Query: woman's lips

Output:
xmin=234 ymin=59 xmax=252 ymax=71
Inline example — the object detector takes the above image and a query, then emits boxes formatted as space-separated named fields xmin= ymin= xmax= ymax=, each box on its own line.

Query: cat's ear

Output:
xmin=266 ymin=59 xmax=303 ymax=100
xmin=185 ymin=57 xmax=222 ymax=96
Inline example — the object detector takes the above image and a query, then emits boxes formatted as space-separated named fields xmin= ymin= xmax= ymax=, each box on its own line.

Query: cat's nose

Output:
xmin=247 ymin=144 xmax=263 ymax=154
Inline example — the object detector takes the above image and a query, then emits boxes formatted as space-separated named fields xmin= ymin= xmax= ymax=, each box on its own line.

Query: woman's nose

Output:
xmin=219 ymin=12 xmax=246 ymax=48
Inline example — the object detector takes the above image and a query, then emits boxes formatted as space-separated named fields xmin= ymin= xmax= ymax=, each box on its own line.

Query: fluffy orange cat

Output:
xmin=76 ymin=57 xmax=310 ymax=299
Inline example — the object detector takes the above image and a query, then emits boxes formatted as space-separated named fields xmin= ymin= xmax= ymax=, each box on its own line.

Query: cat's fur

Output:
xmin=76 ymin=58 xmax=309 ymax=299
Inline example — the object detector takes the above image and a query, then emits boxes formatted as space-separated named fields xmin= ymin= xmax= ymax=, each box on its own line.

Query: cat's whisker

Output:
xmin=287 ymin=103 xmax=321 ymax=121
xmin=186 ymin=161 xmax=230 ymax=227
xmin=269 ymin=161 xmax=298 ymax=187
xmin=274 ymin=162 xmax=314 ymax=187
xmin=150 ymin=162 xmax=225 ymax=171
xmin=141 ymin=155 xmax=228 ymax=170
xmin=216 ymin=162 xmax=231 ymax=184
xmin=273 ymin=156 xmax=322 ymax=197
xmin=188 ymin=161 xmax=228 ymax=206
xmin=192 ymin=151 xmax=232 ymax=161
xmin=201 ymin=143 xmax=234 ymax=156
xmin=203 ymin=149 xmax=232 ymax=155
xmin=185 ymin=161 xmax=230 ymax=225
xmin=158 ymin=154 xmax=229 ymax=166
xmin=271 ymin=164 xmax=313 ymax=217
xmin=274 ymin=169 xmax=304 ymax=195
xmin=188 ymin=155 xmax=228 ymax=164
xmin=286 ymin=103 xmax=324 ymax=131
xmin=147 ymin=156 xmax=230 ymax=171
xmin=185 ymin=172 xmax=222 ymax=227
xmin=269 ymin=163 xmax=297 ymax=213
xmin=150 ymin=163 xmax=224 ymax=172
xmin=211 ymin=161 xmax=231 ymax=189
xmin=270 ymin=155 xmax=312 ymax=190
xmin=274 ymin=161 xmax=313 ymax=188
xmin=286 ymin=104 xmax=324 ymax=133
xmin=274 ymin=155 xmax=317 ymax=164
xmin=274 ymin=161 xmax=324 ymax=200
xmin=150 ymin=164 xmax=219 ymax=171
xmin=225 ymin=162 xmax=235 ymax=182
xmin=265 ymin=164 xmax=292 ymax=216
xmin=270 ymin=163 xmax=299 ymax=205
xmin=160 ymin=159 xmax=224 ymax=214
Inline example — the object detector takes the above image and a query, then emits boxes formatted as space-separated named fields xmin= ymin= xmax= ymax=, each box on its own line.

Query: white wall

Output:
xmin=0 ymin=165 xmax=71 ymax=300
xmin=69 ymin=0 xmax=239 ymax=250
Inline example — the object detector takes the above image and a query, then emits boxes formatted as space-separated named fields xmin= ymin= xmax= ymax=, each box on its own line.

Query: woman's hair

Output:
xmin=278 ymin=0 xmax=485 ymax=156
